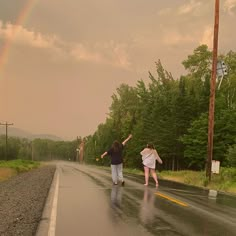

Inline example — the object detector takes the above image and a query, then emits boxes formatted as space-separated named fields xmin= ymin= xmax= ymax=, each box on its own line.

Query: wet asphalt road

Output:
xmin=52 ymin=162 xmax=236 ymax=236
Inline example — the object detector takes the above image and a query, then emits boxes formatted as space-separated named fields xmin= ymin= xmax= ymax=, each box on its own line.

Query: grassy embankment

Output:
xmin=159 ymin=168 xmax=236 ymax=194
xmin=0 ymin=159 xmax=40 ymax=181
xmin=122 ymin=167 xmax=236 ymax=194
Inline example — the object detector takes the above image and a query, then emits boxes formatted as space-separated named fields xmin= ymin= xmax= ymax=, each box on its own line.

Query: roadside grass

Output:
xmin=227 ymin=183 xmax=236 ymax=194
xmin=207 ymin=167 xmax=236 ymax=193
xmin=159 ymin=167 xmax=236 ymax=194
xmin=159 ymin=170 xmax=206 ymax=187
xmin=0 ymin=159 xmax=40 ymax=181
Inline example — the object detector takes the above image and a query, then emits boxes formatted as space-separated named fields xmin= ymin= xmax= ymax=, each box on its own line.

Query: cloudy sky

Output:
xmin=0 ymin=0 xmax=235 ymax=140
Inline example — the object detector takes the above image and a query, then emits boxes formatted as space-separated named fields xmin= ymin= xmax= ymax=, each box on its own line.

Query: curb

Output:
xmin=36 ymin=167 xmax=58 ymax=236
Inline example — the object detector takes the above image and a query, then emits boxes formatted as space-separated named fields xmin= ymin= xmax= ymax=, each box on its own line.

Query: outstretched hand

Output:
xmin=122 ymin=134 xmax=133 ymax=146
xmin=101 ymin=151 xmax=107 ymax=159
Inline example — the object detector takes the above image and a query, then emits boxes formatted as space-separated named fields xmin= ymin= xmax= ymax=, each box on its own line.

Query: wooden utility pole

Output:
xmin=31 ymin=141 xmax=34 ymax=161
xmin=0 ymin=122 xmax=14 ymax=161
xmin=206 ymin=0 xmax=220 ymax=181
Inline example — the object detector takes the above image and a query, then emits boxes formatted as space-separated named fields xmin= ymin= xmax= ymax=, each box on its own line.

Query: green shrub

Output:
xmin=226 ymin=144 xmax=236 ymax=167
xmin=0 ymin=159 xmax=40 ymax=173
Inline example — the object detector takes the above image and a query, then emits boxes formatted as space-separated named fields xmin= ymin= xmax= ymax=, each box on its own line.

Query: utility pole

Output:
xmin=206 ymin=0 xmax=220 ymax=181
xmin=0 ymin=122 xmax=14 ymax=161
xmin=31 ymin=141 xmax=34 ymax=161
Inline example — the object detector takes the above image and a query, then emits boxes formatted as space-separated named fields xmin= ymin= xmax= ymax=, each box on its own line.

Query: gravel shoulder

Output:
xmin=0 ymin=165 xmax=56 ymax=236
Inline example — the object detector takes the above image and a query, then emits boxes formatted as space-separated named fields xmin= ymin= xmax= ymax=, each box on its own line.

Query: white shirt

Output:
xmin=140 ymin=148 xmax=162 ymax=169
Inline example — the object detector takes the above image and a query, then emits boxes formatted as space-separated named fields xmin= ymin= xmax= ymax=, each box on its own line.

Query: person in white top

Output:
xmin=140 ymin=144 xmax=163 ymax=187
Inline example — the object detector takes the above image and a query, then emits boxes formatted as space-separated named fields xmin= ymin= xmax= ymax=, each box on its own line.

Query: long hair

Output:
xmin=112 ymin=140 xmax=121 ymax=152
xmin=147 ymin=143 xmax=154 ymax=149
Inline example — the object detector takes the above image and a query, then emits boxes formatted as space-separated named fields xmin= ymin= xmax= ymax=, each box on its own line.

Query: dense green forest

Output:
xmin=0 ymin=136 xmax=78 ymax=162
xmin=1 ymin=45 xmax=236 ymax=171
xmin=84 ymin=45 xmax=236 ymax=170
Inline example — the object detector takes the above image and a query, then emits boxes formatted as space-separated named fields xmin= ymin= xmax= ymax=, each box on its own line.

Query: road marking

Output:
xmin=155 ymin=192 xmax=188 ymax=207
xmin=48 ymin=172 xmax=59 ymax=236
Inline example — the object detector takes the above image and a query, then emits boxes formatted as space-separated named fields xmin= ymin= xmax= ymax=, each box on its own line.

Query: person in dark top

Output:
xmin=101 ymin=134 xmax=132 ymax=186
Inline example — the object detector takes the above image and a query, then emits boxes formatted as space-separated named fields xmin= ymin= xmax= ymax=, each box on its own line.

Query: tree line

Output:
xmin=83 ymin=45 xmax=236 ymax=170
xmin=0 ymin=136 xmax=78 ymax=162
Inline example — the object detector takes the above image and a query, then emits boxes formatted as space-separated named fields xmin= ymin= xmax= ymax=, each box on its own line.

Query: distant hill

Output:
xmin=30 ymin=134 xmax=63 ymax=141
xmin=0 ymin=127 xmax=63 ymax=141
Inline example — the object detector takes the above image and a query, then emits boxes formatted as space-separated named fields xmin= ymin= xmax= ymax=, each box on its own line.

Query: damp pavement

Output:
xmin=41 ymin=162 xmax=236 ymax=236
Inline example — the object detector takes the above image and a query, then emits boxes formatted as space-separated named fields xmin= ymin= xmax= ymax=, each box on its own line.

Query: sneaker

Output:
xmin=121 ymin=181 xmax=125 ymax=186
xmin=113 ymin=182 xmax=118 ymax=185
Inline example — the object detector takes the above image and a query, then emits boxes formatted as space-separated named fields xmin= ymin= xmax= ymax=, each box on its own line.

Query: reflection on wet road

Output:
xmin=55 ymin=162 xmax=236 ymax=236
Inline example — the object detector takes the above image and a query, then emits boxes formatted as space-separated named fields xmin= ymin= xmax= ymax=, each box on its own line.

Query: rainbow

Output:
xmin=0 ymin=0 xmax=37 ymax=75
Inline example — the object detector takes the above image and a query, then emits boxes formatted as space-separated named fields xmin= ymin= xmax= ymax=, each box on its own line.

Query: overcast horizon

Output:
xmin=0 ymin=0 xmax=236 ymax=140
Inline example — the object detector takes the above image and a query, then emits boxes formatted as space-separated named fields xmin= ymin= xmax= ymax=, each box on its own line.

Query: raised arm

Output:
xmin=101 ymin=151 xmax=108 ymax=159
xmin=122 ymin=134 xmax=132 ymax=146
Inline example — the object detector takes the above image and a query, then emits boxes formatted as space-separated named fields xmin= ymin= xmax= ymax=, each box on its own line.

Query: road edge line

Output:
xmin=48 ymin=170 xmax=59 ymax=236
xmin=36 ymin=167 xmax=59 ymax=236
